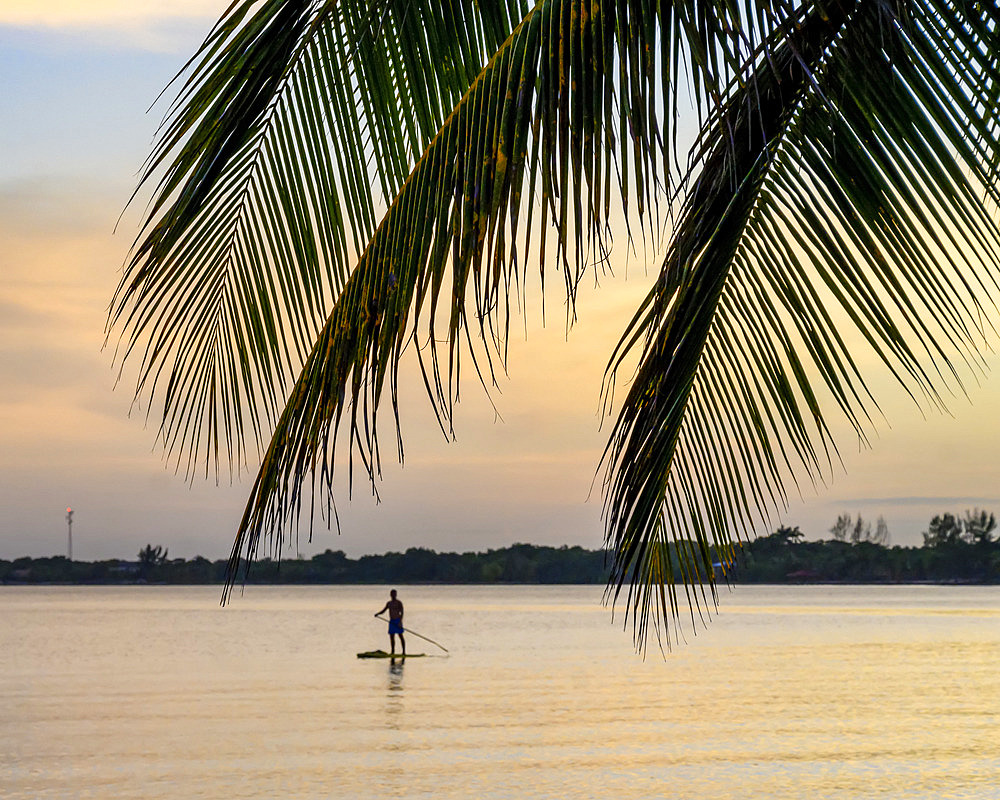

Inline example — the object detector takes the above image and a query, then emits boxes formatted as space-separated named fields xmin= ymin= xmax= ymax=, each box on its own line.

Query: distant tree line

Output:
xmin=3 ymin=510 xmax=999 ymax=585
xmin=0 ymin=543 xmax=609 ymax=585
xmin=738 ymin=510 xmax=1000 ymax=583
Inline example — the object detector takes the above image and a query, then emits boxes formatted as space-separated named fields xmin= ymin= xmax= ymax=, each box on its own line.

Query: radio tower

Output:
xmin=66 ymin=507 xmax=73 ymax=561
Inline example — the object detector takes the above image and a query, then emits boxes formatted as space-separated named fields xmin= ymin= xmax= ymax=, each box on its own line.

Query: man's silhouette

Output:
xmin=375 ymin=589 xmax=405 ymax=656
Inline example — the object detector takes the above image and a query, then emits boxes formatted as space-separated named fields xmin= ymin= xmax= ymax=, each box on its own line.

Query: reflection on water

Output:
xmin=385 ymin=659 xmax=404 ymax=727
xmin=2 ymin=584 xmax=999 ymax=799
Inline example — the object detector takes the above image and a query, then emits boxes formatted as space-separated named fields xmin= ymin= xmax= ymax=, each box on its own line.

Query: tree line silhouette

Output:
xmin=738 ymin=510 xmax=999 ymax=583
xmin=3 ymin=510 xmax=998 ymax=585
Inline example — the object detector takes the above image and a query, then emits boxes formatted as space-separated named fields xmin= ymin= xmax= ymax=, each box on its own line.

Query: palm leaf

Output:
xmin=219 ymin=0 xmax=801 ymax=589
xmin=602 ymin=0 xmax=1000 ymax=648
xmin=108 ymin=0 xmax=533 ymax=475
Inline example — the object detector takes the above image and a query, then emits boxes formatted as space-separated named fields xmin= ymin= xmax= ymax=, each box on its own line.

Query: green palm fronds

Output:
xmin=109 ymin=0 xmax=533 ymax=474
xmin=113 ymin=0 xmax=1000 ymax=647
xmin=604 ymin=0 xmax=1000 ymax=646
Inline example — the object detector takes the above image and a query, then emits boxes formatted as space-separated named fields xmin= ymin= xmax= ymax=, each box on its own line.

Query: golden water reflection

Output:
xmin=2 ymin=585 xmax=998 ymax=799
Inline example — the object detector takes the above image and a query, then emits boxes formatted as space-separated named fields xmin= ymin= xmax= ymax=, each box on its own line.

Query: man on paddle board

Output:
xmin=375 ymin=589 xmax=405 ymax=656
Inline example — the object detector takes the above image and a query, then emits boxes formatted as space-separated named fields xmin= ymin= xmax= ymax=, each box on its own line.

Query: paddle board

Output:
xmin=357 ymin=650 xmax=425 ymax=659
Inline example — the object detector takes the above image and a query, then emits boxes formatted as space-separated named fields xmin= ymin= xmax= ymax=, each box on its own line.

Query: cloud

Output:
xmin=0 ymin=176 xmax=123 ymax=235
xmin=0 ymin=1 xmax=216 ymax=28
xmin=0 ymin=299 xmax=49 ymax=329
xmin=1 ymin=1 xmax=219 ymax=53
xmin=0 ymin=343 xmax=102 ymax=401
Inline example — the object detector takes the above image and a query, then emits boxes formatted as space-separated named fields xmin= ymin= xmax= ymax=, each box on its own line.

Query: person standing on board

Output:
xmin=375 ymin=589 xmax=406 ymax=656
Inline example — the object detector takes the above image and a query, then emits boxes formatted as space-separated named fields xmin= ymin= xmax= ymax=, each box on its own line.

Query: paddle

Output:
xmin=373 ymin=615 xmax=449 ymax=653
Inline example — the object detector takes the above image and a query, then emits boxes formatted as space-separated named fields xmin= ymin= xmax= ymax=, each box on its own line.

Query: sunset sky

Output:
xmin=3 ymin=1 xmax=1000 ymax=563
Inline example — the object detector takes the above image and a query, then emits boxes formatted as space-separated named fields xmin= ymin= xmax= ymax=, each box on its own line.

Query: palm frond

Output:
xmin=602 ymin=0 xmax=1000 ymax=648
xmin=220 ymin=0 xmax=800 ymax=589
xmin=108 ymin=0 xmax=532 ymax=476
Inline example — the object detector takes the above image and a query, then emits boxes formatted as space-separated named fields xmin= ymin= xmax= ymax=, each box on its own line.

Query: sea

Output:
xmin=2 ymin=584 xmax=999 ymax=799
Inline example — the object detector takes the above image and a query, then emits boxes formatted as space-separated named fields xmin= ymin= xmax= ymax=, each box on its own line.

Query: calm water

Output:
xmin=2 ymin=584 xmax=999 ymax=799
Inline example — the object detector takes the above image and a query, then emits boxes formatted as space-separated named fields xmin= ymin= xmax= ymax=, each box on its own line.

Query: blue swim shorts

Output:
xmin=388 ymin=618 xmax=404 ymax=635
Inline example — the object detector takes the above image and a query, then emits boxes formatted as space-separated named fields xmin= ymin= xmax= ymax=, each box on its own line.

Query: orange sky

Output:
xmin=2 ymin=2 xmax=1000 ymax=561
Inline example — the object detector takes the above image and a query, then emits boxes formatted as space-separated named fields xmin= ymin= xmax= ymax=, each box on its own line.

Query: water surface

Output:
xmin=3 ymin=585 xmax=999 ymax=798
